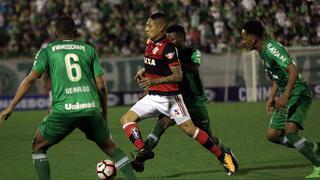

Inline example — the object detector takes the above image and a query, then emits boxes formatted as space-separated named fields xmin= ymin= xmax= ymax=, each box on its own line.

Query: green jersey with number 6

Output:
xmin=32 ymin=40 xmax=104 ymax=116
xmin=259 ymin=39 xmax=311 ymax=97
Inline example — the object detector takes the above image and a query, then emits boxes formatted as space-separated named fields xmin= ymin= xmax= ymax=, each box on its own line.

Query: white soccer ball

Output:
xmin=96 ymin=159 xmax=116 ymax=180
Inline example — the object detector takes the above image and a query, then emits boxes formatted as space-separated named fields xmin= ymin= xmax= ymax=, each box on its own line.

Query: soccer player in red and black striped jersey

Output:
xmin=120 ymin=12 xmax=238 ymax=176
xmin=143 ymin=24 xmax=238 ymax=169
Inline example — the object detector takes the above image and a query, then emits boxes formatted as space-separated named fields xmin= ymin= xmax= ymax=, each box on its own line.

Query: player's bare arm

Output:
xmin=266 ymin=81 xmax=278 ymax=115
xmin=138 ymin=65 xmax=182 ymax=89
xmin=275 ymin=63 xmax=298 ymax=110
xmin=0 ymin=70 xmax=40 ymax=123
xmin=95 ymin=75 xmax=108 ymax=120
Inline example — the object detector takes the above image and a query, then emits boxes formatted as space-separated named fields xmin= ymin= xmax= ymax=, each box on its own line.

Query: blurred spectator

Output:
xmin=0 ymin=0 xmax=319 ymax=58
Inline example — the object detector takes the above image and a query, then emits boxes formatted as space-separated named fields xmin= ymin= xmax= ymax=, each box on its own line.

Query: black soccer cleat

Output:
xmin=135 ymin=148 xmax=155 ymax=162
xmin=130 ymin=160 xmax=144 ymax=172
xmin=130 ymin=148 xmax=154 ymax=172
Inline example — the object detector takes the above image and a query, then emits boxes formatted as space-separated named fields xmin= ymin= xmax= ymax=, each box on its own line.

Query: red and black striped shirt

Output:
xmin=144 ymin=36 xmax=180 ymax=95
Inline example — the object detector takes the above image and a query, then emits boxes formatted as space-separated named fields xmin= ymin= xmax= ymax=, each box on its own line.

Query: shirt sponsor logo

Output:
xmin=52 ymin=44 xmax=86 ymax=52
xmin=64 ymin=101 xmax=96 ymax=110
xmin=144 ymin=57 xmax=156 ymax=66
xmin=266 ymin=43 xmax=287 ymax=62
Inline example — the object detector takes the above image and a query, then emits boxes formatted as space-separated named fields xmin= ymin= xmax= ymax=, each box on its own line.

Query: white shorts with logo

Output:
xmin=130 ymin=94 xmax=191 ymax=125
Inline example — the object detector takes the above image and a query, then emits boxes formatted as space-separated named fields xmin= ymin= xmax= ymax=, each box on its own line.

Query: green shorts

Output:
xmin=39 ymin=112 xmax=110 ymax=144
xmin=269 ymin=95 xmax=312 ymax=130
xmin=186 ymin=101 xmax=213 ymax=137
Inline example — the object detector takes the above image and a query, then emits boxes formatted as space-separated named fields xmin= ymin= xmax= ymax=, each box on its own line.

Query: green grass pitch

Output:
xmin=0 ymin=101 xmax=319 ymax=180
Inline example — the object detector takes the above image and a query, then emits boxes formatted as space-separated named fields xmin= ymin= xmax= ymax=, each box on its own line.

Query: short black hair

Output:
xmin=242 ymin=20 xmax=265 ymax=38
xmin=55 ymin=16 xmax=75 ymax=35
xmin=149 ymin=12 xmax=168 ymax=28
xmin=150 ymin=12 xmax=167 ymax=21
xmin=167 ymin=25 xmax=186 ymax=38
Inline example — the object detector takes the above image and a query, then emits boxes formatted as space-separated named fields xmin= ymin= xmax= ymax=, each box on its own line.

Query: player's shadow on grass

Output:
xmin=135 ymin=169 xmax=225 ymax=180
xmin=236 ymin=162 xmax=310 ymax=176
xmin=136 ymin=162 xmax=310 ymax=179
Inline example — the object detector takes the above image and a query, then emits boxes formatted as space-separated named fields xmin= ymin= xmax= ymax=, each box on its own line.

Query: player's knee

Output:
xmin=266 ymin=133 xmax=281 ymax=143
xmin=179 ymin=121 xmax=197 ymax=136
xmin=120 ymin=113 xmax=132 ymax=125
xmin=266 ymin=133 xmax=275 ymax=142
xmin=32 ymin=133 xmax=51 ymax=151
xmin=32 ymin=139 xmax=47 ymax=151
xmin=120 ymin=111 xmax=139 ymax=125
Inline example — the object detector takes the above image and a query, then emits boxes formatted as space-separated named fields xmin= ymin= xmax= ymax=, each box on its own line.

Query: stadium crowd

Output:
xmin=0 ymin=0 xmax=319 ymax=58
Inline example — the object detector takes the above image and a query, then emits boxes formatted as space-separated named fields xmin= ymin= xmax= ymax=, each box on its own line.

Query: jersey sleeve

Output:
xmin=92 ymin=48 xmax=104 ymax=77
xmin=191 ymin=49 xmax=201 ymax=65
xmin=163 ymin=43 xmax=180 ymax=66
xmin=32 ymin=48 xmax=48 ymax=75
xmin=266 ymin=43 xmax=292 ymax=69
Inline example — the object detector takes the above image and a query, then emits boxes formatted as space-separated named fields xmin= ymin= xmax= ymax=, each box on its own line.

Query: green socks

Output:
xmin=32 ymin=151 xmax=51 ymax=180
xmin=286 ymin=133 xmax=320 ymax=166
xmin=111 ymin=148 xmax=136 ymax=180
xmin=145 ymin=118 xmax=175 ymax=150
xmin=32 ymin=149 xmax=136 ymax=180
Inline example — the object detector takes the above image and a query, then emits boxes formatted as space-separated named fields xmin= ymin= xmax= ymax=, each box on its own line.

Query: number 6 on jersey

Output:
xmin=65 ymin=53 xmax=81 ymax=82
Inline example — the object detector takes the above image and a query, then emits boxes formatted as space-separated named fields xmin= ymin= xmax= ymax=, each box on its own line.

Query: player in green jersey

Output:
xmin=0 ymin=17 xmax=136 ymax=180
xmin=241 ymin=20 xmax=320 ymax=178
xmin=133 ymin=25 xmax=238 ymax=172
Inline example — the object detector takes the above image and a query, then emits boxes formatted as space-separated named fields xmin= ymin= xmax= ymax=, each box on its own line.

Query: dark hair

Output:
xmin=150 ymin=12 xmax=167 ymax=21
xmin=149 ymin=12 xmax=168 ymax=29
xmin=242 ymin=20 xmax=265 ymax=38
xmin=167 ymin=25 xmax=186 ymax=38
xmin=55 ymin=16 xmax=75 ymax=35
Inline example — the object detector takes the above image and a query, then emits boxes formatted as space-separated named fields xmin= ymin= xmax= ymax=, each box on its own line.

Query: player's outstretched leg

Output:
xmin=98 ymin=138 xmax=136 ymax=180
xmin=110 ymin=149 xmax=137 ymax=179
xmin=32 ymin=150 xmax=51 ymax=180
xmin=121 ymin=111 xmax=155 ymax=160
xmin=122 ymin=122 xmax=154 ymax=161
xmin=285 ymin=132 xmax=320 ymax=178
xmin=121 ymin=111 xmax=154 ymax=173
xmin=193 ymin=127 xmax=238 ymax=175
xmin=188 ymin=106 xmax=229 ymax=154
xmin=179 ymin=120 xmax=238 ymax=175
xmin=193 ymin=118 xmax=229 ymax=153
xmin=145 ymin=115 xmax=176 ymax=150
xmin=32 ymin=130 xmax=52 ymax=180
xmin=284 ymin=123 xmax=320 ymax=178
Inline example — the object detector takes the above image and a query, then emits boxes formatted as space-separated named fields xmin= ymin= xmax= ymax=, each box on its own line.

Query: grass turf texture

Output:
xmin=0 ymin=101 xmax=319 ymax=180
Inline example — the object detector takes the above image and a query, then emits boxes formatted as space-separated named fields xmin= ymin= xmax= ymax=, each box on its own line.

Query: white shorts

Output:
xmin=130 ymin=94 xmax=191 ymax=125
